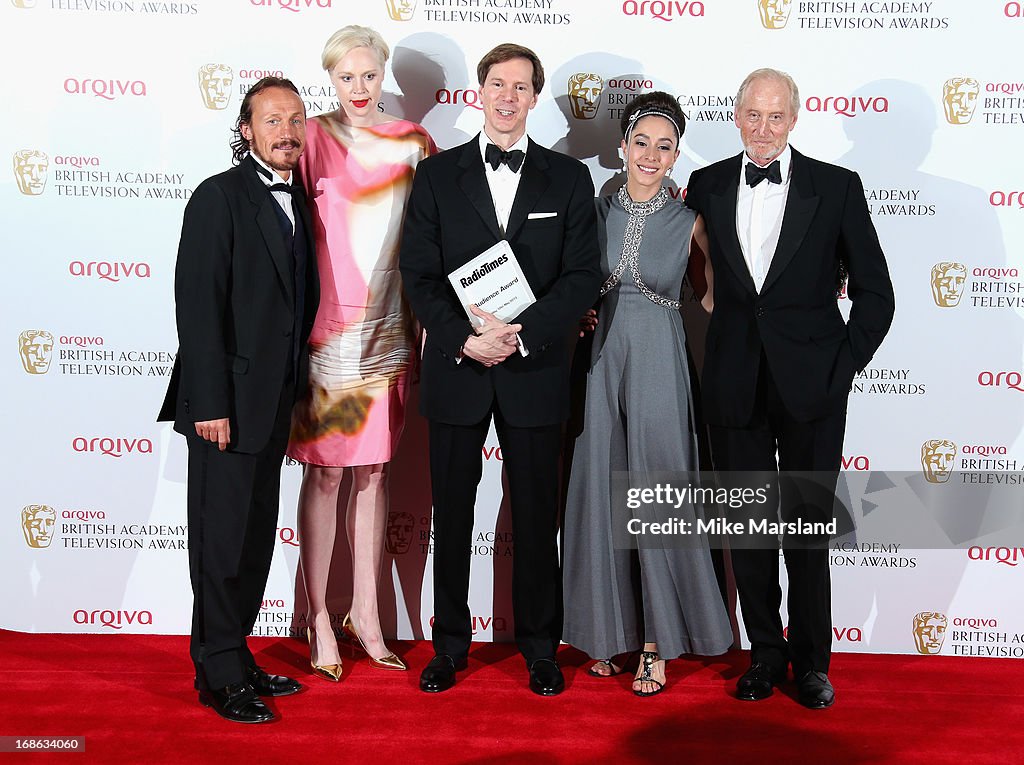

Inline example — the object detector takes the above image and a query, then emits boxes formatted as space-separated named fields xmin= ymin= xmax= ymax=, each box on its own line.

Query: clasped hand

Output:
xmin=462 ymin=304 xmax=521 ymax=367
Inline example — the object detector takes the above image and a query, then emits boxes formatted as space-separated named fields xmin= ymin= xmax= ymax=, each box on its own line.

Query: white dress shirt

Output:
xmin=479 ymin=130 xmax=528 ymax=235
xmin=735 ymin=144 xmax=792 ymax=292
xmin=462 ymin=130 xmax=530 ymax=358
xmin=251 ymin=152 xmax=295 ymax=232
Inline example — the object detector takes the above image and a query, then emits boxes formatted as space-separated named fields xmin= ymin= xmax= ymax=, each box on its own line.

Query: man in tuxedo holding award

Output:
xmin=159 ymin=77 xmax=319 ymax=723
xmin=400 ymin=43 xmax=602 ymax=696
xmin=686 ymin=68 xmax=894 ymax=709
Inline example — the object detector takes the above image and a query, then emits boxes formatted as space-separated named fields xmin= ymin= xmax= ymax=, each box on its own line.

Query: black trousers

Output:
xmin=186 ymin=381 xmax=294 ymax=690
xmin=710 ymin=355 xmax=845 ymax=677
xmin=428 ymin=406 xmax=563 ymax=663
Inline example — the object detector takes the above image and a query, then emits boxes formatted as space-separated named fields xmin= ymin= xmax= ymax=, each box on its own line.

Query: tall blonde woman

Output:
xmin=287 ymin=25 xmax=436 ymax=680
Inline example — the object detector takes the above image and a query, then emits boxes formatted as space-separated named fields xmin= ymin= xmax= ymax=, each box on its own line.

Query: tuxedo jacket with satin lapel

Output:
xmin=158 ymin=154 xmax=320 ymax=452
xmin=400 ymin=135 xmax=602 ymax=427
xmin=686 ymin=148 xmax=894 ymax=426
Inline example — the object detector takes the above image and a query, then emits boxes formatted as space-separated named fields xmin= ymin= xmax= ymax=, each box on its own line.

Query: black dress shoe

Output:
xmin=247 ymin=666 xmax=302 ymax=697
xmin=420 ymin=654 xmax=465 ymax=693
xmin=797 ymin=670 xmax=835 ymax=709
xmin=528 ymin=658 xmax=565 ymax=697
xmin=198 ymin=683 xmax=275 ymax=724
xmin=736 ymin=662 xmax=787 ymax=701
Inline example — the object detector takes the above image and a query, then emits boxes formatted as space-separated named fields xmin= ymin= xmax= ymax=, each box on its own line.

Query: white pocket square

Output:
xmin=527 ymin=212 xmax=558 ymax=219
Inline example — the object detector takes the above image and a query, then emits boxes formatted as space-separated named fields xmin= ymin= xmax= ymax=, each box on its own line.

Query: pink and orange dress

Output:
xmin=287 ymin=115 xmax=436 ymax=467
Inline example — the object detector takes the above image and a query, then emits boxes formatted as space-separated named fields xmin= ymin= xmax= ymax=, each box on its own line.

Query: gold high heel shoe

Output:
xmin=306 ymin=626 xmax=342 ymax=682
xmin=341 ymin=612 xmax=407 ymax=671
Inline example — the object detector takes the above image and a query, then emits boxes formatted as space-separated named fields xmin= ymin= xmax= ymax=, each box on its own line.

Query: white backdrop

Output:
xmin=4 ymin=0 xmax=1023 ymax=660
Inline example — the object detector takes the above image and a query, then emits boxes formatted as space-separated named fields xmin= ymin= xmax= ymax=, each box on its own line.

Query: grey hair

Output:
xmin=736 ymin=67 xmax=800 ymax=114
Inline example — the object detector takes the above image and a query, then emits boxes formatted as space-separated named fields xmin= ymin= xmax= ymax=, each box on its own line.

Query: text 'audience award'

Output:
xmin=448 ymin=240 xmax=536 ymax=327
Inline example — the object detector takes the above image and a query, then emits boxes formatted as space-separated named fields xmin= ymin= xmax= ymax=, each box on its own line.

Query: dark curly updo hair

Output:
xmin=620 ymin=90 xmax=686 ymax=142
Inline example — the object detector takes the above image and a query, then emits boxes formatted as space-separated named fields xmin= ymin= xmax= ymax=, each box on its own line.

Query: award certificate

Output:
xmin=447 ymin=240 xmax=537 ymax=327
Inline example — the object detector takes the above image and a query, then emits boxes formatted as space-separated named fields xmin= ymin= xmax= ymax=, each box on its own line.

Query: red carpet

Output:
xmin=1 ymin=630 xmax=1021 ymax=764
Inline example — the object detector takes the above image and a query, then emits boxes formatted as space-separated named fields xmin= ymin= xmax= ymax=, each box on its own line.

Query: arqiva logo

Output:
xmin=72 ymin=437 xmax=154 ymax=457
xmin=609 ymin=78 xmax=653 ymax=93
xmin=435 ymin=88 xmax=482 ymax=110
xmin=250 ymin=0 xmax=332 ymax=9
xmin=977 ymin=371 xmax=1024 ymax=392
xmin=968 ymin=546 xmax=1024 ymax=566
xmin=804 ymin=96 xmax=889 ymax=117
xmin=61 ymin=335 xmax=105 ymax=347
xmin=841 ymin=455 xmax=870 ymax=470
xmin=64 ymin=78 xmax=147 ymax=101
xmin=73 ymin=609 xmax=153 ymax=630
xmin=961 ymin=444 xmax=1008 ymax=457
xmin=622 ymin=0 xmax=705 ymax=20
xmin=69 ymin=261 xmax=151 ymax=282
xmin=53 ymin=154 xmax=100 ymax=169
xmin=990 ymin=190 xmax=1024 ymax=208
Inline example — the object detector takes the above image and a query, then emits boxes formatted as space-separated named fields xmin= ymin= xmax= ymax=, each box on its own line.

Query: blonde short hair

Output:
xmin=322 ymin=25 xmax=390 ymax=72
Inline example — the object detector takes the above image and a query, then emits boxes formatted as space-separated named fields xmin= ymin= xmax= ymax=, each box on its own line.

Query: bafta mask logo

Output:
xmin=568 ymin=73 xmax=604 ymax=120
xmin=912 ymin=611 xmax=948 ymax=654
xmin=942 ymin=77 xmax=980 ymax=125
xmin=22 ymin=505 xmax=56 ymax=549
xmin=757 ymin=0 xmax=793 ymax=29
xmin=384 ymin=0 xmax=416 ymax=21
xmin=921 ymin=439 xmax=957 ymax=484
xmin=198 ymin=64 xmax=234 ymax=111
xmin=13 ymin=150 xmax=49 ymax=196
xmin=385 ymin=511 xmax=415 ymax=555
xmin=12 ymin=0 xmax=37 ymax=7
xmin=930 ymin=262 xmax=967 ymax=307
xmin=19 ymin=330 xmax=55 ymax=375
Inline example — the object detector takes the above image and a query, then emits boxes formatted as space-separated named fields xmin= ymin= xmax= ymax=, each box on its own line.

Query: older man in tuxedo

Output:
xmin=686 ymin=68 xmax=894 ymax=709
xmin=159 ymin=77 xmax=320 ymax=723
xmin=400 ymin=43 xmax=602 ymax=696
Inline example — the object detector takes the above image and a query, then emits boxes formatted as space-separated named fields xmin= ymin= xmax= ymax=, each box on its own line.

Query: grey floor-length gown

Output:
xmin=562 ymin=187 xmax=733 ymax=661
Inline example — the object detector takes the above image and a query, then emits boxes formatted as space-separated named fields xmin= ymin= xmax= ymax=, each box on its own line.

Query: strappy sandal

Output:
xmin=587 ymin=659 xmax=624 ymax=678
xmin=586 ymin=650 xmax=638 ymax=678
xmin=632 ymin=650 xmax=666 ymax=697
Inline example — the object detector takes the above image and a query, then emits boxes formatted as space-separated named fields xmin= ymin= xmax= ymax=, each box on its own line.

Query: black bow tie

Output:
xmin=485 ymin=142 xmax=525 ymax=173
xmin=253 ymin=159 xmax=301 ymax=194
xmin=745 ymin=159 xmax=782 ymax=187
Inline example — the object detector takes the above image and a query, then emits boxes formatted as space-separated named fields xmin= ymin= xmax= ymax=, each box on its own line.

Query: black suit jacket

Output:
xmin=399 ymin=136 xmax=602 ymax=427
xmin=686 ymin=148 xmax=894 ymax=426
xmin=158 ymin=155 xmax=320 ymax=453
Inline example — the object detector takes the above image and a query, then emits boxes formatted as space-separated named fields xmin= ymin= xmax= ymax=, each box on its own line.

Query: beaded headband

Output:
xmin=625 ymin=107 xmax=682 ymax=143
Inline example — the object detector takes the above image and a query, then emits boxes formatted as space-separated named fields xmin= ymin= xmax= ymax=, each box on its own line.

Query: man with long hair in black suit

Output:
xmin=159 ymin=77 xmax=320 ymax=723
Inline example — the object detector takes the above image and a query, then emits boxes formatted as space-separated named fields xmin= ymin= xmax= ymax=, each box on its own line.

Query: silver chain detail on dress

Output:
xmin=599 ymin=186 xmax=681 ymax=310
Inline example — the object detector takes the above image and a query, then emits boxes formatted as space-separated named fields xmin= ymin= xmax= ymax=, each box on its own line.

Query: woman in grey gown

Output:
xmin=562 ymin=91 xmax=732 ymax=696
